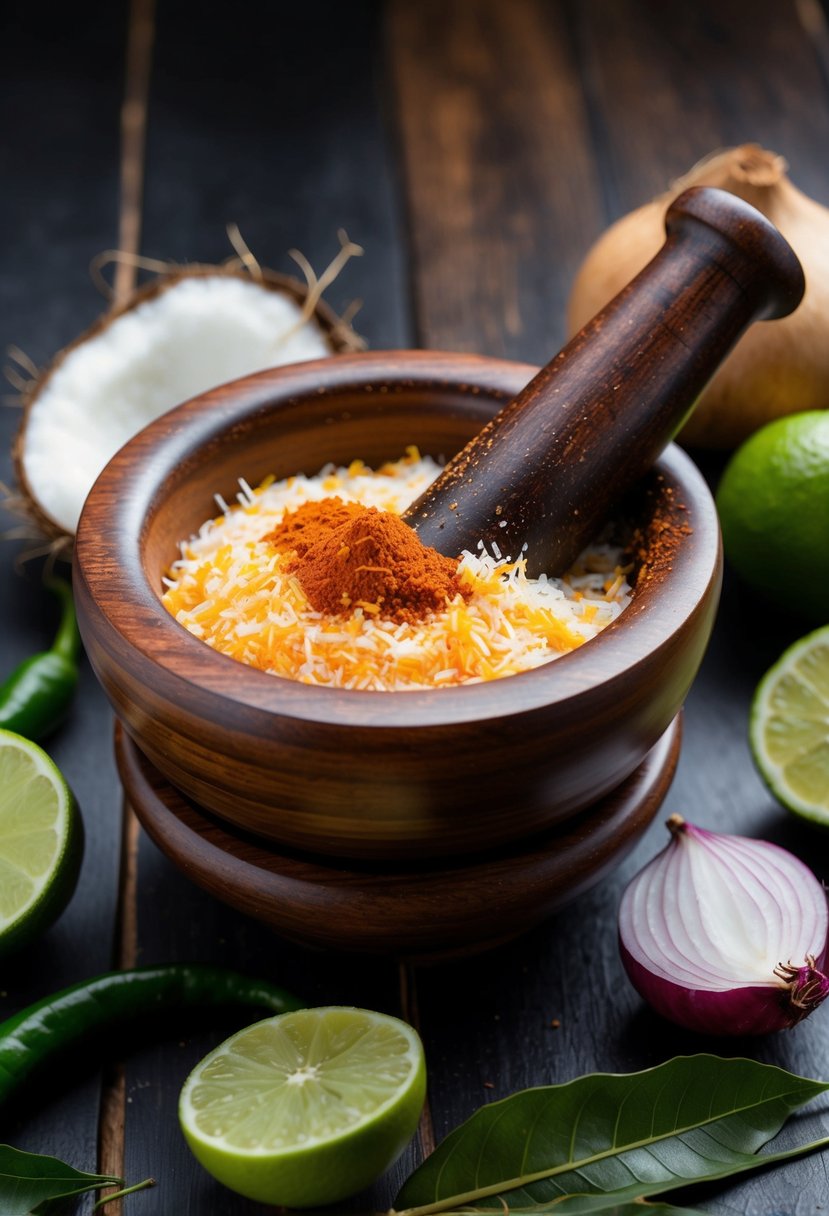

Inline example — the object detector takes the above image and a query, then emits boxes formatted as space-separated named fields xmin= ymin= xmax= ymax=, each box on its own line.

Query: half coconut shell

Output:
xmin=12 ymin=264 xmax=363 ymax=547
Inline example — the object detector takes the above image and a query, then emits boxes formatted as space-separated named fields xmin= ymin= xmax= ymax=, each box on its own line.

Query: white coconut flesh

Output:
xmin=21 ymin=275 xmax=333 ymax=536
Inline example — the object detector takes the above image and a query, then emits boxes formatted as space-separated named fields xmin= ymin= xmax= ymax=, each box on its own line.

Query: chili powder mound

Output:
xmin=262 ymin=496 xmax=365 ymax=557
xmin=285 ymin=503 xmax=469 ymax=622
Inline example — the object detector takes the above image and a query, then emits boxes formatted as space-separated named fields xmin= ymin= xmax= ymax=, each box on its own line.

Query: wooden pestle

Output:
xmin=402 ymin=186 xmax=804 ymax=576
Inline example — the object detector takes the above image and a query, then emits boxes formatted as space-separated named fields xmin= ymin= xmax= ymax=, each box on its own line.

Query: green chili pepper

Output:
xmin=0 ymin=964 xmax=303 ymax=1107
xmin=0 ymin=577 xmax=81 ymax=741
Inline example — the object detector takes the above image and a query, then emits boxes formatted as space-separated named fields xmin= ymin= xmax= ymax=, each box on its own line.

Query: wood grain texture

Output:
xmin=6 ymin=3 xmax=829 ymax=1214
xmin=393 ymin=7 xmax=829 ymax=1215
xmin=74 ymin=353 xmax=721 ymax=859
xmin=404 ymin=187 xmax=803 ymax=574
xmin=113 ymin=0 xmax=154 ymax=306
xmin=119 ymin=5 xmax=418 ymax=1210
xmin=116 ymin=717 xmax=680 ymax=959
xmin=569 ymin=0 xmax=829 ymax=215
xmin=388 ymin=0 xmax=606 ymax=358
xmin=0 ymin=0 xmax=125 ymax=1185
xmin=140 ymin=0 xmax=409 ymax=349
xmin=95 ymin=4 xmax=154 ymax=1207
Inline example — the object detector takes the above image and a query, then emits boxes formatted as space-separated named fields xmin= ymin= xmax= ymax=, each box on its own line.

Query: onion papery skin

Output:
xmin=566 ymin=144 xmax=829 ymax=449
xmin=618 ymin=817 xmax=829 ymax=1036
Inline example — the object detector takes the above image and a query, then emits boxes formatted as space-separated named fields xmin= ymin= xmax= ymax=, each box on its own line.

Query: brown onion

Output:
xmin=566 ymin=145 xmax=829 ymax=449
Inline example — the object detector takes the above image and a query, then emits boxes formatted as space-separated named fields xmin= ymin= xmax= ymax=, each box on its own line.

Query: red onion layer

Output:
xmin=618 ymin=815 xmax=829 ymax=1036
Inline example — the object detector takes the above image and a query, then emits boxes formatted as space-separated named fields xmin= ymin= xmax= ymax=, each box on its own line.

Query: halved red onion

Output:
xmin=618 ymin=815 xmax=829 ymax=1035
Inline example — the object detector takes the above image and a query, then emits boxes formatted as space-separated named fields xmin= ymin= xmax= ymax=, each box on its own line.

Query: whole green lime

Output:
xmin=715 ymin=411 xmax=829 ymax=622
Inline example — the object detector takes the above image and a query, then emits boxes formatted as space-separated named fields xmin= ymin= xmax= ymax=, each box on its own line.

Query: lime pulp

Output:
xmin=750 ymin=625 xmax=829 ymax=823
xmin=0 ymin=728 xmax=83 ymax=957
xmin=179 ymin=1005 xmax=427 ymax=1207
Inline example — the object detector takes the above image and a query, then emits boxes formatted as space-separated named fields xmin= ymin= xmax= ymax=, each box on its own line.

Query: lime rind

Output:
xmin=0 ymin=729 xmax=83 ymax=954
xmin=179 ymin=1007 xmax=427 ymax=1207
xmin=750 ymin=626 xmax=829 ymax=823
xmin=180 ymin=1008 xmax=423 ymax=1153
xmin=716 ymin=412 xmax=829 ymax=623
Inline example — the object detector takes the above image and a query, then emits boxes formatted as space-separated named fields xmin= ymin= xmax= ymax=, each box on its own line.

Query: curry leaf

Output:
xmin=532 ymin=1203 xmax=700 ymax=1215
xmin=419 ymin=1201 xmax=706 ymax=1216
xmin=395 ymin=1055 xmax=829 ymax=1215
xmin=0 ymin=1144 xmax=121 ymax=1215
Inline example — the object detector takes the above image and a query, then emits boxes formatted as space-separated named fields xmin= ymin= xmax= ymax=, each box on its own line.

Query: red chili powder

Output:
xmin=262 ymin=496 xmax=365 ymax=557
xmin=267 ymin=500 xmax=469 ymax=623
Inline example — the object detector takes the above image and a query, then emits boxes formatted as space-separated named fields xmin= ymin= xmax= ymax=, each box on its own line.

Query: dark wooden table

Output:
xmin=3 ymin=2 xmax=829 ymax=1212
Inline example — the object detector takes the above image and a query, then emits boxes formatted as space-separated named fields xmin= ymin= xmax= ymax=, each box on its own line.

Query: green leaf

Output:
xmin=515 ymin=1200 xmax=705 ymax=1214
xmin=486 ymin=1204 xmax=705 ymax=1216
xmin=422 ymin=1201 xmax=705 ymax=1215
xmin=0 ymin=1144 xmax=121 ymax=1215
xmin=395 ymin=1055 xmax=829 ymax=1215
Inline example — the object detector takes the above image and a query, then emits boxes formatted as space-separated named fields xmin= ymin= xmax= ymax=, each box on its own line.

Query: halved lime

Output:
xmin=750 ymin=625 xmax=829 ymax=823
xmin=0 ymin=729 xmax=83 ymax=957
xmin=179 ymin=1006 xmax=426 ymax=1207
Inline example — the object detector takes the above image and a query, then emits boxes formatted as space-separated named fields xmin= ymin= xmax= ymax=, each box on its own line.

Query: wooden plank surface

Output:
xmin=390 ymin=0 xmax=606 ymax=357
xmin=389 ymin=3 xmax=829 ymax=1214
xmin=0 ymin=0 xmax=126 ymax=1180
xmin=2 ymin=1 xmax=829 ymax=1213
xmin=118 ymin=2 xmax=415 ymax=1211
xmin=570 ymin=0 xmax=829 ymax=209
xmin=139 ymin=0 xmax=410 ymax=349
